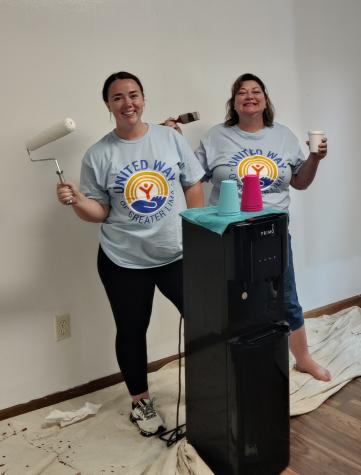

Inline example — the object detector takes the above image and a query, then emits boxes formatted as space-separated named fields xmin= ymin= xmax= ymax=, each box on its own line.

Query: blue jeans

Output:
xmin=283 ymin=235 xmax=304 ymax=331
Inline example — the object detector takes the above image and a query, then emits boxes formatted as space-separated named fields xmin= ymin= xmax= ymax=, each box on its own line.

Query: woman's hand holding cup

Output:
xmin=307 ymin=131 xmax=327 ymax=159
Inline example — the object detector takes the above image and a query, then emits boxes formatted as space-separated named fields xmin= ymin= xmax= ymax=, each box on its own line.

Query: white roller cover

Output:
xmin=26 ymin=118 xmax=76 ymax=151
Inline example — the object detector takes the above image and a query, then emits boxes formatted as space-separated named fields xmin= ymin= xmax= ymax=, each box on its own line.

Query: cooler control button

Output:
xmin=241 ymin=291 xmax=248 ymax=300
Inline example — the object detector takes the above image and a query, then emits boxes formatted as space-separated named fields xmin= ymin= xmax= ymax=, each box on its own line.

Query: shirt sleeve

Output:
xmin=79 ymin=154 xmax=110 ymax=205
xmin=174 ymin=131 xmax=205 ymax=187
xmin=194 ymin=139 xmax=212 ymax=182
xmin=288 ymin=130 xmax=306 ymax=175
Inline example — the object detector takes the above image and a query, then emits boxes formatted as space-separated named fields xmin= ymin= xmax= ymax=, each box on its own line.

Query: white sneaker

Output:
xmin=130 ymin=398 xmax=166 ymax=437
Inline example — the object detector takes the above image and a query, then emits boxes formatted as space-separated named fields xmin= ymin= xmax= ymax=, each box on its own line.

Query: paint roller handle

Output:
xmin=55 ymin=166 xmax=66 ymax=184
xmin=57 ymin=181 xmax=76 ymax=206
xmin=58 ymin=176 xmax=73 ymax=205
xmin=56 ymin=170 xmax=65 ymax=183
xmin=54 ymin=161 xmax=72 ymax=204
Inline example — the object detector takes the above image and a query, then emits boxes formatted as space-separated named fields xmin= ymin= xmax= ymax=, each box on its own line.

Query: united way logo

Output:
xmin=124 ymin=171 xmax=169 ymax=215
xmin=238 ymin=155 xmax=278 ymax=189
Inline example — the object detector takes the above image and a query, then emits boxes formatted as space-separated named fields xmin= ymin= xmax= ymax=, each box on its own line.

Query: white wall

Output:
xmin=0 ymin=0 xmax=360 ymax=410
xmin=290 ymin=0 xmax=361 ymax=308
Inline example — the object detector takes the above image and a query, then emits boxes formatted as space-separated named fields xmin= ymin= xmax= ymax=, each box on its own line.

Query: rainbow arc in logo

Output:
xmin=237 ymin=155 xmax=278 ymax=189
xmin=125 ymin=171 xmax=169 ymax=214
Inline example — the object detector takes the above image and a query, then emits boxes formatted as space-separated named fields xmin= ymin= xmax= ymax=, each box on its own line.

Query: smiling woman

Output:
xmin=194 ymin=72 xmax=331 ymax=382
xmin=225 ymin=73 xmax=274 ymax=129
xmin=104 ymin=73 xmax=147 ymax=139
xmin=234 ymin=82 xmax=266 ymax=120
xmin=55 ymin=70 xmax=204 ymax=437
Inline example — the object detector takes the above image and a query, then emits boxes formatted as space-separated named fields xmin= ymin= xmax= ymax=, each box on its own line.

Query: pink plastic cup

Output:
xmin=241 ymin=174 xmax=263 ymax=212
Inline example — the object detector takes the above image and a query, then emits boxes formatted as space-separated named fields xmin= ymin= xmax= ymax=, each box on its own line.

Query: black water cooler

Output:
xmin=183 ymin=213 xmax=290 ymax=475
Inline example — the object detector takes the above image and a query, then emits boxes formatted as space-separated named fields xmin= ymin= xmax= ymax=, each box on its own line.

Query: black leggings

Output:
xmin=97 ymin=246 xmax=183 ymax=396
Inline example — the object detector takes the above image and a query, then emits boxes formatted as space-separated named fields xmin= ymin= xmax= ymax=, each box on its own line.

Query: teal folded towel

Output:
xmin=180 ymin=206 xmax=285 ymax=235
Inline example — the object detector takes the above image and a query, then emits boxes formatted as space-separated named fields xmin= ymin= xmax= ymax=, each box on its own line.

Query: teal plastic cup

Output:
xmin=217 ymin=180 xmax=240 ymax=216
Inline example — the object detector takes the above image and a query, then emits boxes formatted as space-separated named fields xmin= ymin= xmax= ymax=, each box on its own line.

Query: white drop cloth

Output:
xmin=1 ymin=307 xmax=360 ymax=474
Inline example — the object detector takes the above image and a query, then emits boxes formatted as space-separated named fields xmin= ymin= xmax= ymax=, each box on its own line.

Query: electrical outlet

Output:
xmin=54 ymin=314 xmax=71 ymax=341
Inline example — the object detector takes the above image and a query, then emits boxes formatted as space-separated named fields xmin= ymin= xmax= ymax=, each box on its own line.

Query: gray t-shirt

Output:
xmin=195 ymin=122 xmax=305 ymax=211
xmin=80 ymin=124 xmax=204 ymax=269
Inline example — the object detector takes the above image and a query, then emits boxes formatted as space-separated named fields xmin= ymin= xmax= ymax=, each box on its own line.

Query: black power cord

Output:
xmin=159 ymin=314 xmax=186 ymax=447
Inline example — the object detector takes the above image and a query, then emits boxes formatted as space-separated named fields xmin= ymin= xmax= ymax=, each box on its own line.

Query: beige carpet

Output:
xmin=1 ymin=306 xmax=361 ymax=475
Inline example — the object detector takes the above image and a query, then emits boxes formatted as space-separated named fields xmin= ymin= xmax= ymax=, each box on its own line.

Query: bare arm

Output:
xmin=57 ymin=182 xmax=109 ymax=222
xmin=183 ymin=181 xmax=204 ymax=208
xmin=291 ymin=137 xmax=327 ymax=190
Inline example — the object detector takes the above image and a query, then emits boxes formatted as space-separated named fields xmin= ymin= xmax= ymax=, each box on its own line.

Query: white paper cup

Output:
xmin=308 ymin=130 xmax=325 ymax=153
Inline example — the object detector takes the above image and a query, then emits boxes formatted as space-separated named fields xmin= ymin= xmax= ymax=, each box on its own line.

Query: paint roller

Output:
xmin=160 ymin=111 xmax=200 ymax=126
xmin=26 ymin=118 xmax=76 ymax=204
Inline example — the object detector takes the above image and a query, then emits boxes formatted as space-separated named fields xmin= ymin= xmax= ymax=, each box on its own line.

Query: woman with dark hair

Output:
xmin=56 ymin=71 xmax=204 ymax=436
xmin=168 ymin=72 xmax=330 ymax=381
xmin=200 ymin=73 xmax=330 ymax=381
xmin=224 ymin=73 xmax=275 ymax=127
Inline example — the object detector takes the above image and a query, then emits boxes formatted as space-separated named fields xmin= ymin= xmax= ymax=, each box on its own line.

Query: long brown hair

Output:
xmin=225 ymin=73 xmax=274 ymax=127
